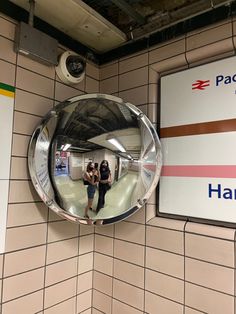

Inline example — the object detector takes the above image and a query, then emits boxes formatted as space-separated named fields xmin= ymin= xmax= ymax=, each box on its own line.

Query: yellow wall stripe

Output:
xmin=0 ymin=89 xmax=15 ymax=98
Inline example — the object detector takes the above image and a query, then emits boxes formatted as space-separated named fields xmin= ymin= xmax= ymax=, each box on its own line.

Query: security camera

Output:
xmin=56 ymin=51 xmax=86 ymax=84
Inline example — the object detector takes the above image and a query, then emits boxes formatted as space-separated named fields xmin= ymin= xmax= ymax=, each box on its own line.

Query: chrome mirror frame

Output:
xmin=28 ymin=94 xmax=162 ymax=225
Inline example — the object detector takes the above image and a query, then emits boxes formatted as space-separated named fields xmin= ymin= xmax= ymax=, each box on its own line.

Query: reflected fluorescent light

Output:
xmin=107 ymin=137 xmax=126 ymax=152
xmin=62 ymin=144 xmax=71 ymax=151
xmin=60 ymin=145 xmax=64 ymax=150
xmin=70 ymin=146 xmax=90 ymax=151
xmin=127 ymin=154 xmax=133 ymax=160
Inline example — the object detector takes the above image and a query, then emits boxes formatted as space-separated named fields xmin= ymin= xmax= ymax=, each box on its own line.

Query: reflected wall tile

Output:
xmin=4 ymin=245 xmax=46 ymax=277
xmin=46 ymin=238 xmax=78 ymax=264
xmin=7 ymin=202 xmax=48 ymax=227
xmin=47 ymin=221 xmax=79 ymax=243
xmin=145 ymin=291 xmax=183 ymax=314
xmin=92 ymin=290 xmax=111 ymax=314
xmin=16 ymin=67 xmax=54 ymax=98
xmin=0 ymin=60 xmax=16 ymax=86
xmin=113 ymin=279 xmax=144 ymax=310
xmin=15 ymin=89 xmax=53 ymax=116
xmin=114 ymin=239 xmax=144 ymax=266
xmin=45 ymin=257 xmax=77 ymax=287
xmin=5 ymin=224 xmax=47 ymax=252
xmin=44 ymin=297 xmax=76 ymax=314
xmin=0 ymin=16 xmax=16 ymax=39
xmin=185 ymin=282 xmax=234 ymax=314
xmin=2 ymin=268 xmax=44 ymax=302
xmin=94 ymin=252 xmax=113 ymax=276
xmin=76 ymin=290 xmax=92 ymax=313
xmin=12 ymin=134 xmax=30 ymax=157
xmin=10 ymin=157 xmax=29 ymax=180
xmin=18 ymin=54 xmax=55 ymax=79
xmin=44 ymin=277 xmax=77 ymax=309
xmin=0 ymin=36 xmax=16 ymax=64
xmin=1 ymin=290 xmax=43 ymax=314
xmin=93 ymin=271 xmax=112 ymax=296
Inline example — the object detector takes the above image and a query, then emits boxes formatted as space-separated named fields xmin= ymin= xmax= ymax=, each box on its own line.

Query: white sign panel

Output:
xmin=159 ymin=55 xmax=236 ymax=224
xmin=0 ymin=83 xmax=14 ymax=253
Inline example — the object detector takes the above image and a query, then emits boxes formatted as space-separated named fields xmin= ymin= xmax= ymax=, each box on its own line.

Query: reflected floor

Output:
xmin=54 ymin=171 xmax=139 ymax=220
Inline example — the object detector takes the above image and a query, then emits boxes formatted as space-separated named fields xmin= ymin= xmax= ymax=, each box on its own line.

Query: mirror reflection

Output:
xmin=28 ymin=94 xmax=162 ymax=225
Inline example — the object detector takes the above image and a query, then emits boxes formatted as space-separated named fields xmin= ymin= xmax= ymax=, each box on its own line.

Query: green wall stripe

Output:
xmin=0 ymin=83 xmax=15 ymax=93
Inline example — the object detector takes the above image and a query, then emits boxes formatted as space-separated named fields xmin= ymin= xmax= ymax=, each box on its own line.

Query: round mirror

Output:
xmin=28 ymin=94 xmax=162 ymax=225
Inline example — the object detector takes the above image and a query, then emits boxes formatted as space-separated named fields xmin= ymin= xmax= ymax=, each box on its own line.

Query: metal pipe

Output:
xmin=28 ymin=0 xmax=35 ymax=27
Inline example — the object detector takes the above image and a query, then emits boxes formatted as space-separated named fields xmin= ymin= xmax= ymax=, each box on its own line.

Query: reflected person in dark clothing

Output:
xmin=96 ymin=160 xmax=111 ymax=212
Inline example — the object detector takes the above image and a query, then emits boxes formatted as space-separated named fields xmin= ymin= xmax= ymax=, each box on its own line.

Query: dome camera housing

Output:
xmin=56 ymin=51 xmax=86 ymax=84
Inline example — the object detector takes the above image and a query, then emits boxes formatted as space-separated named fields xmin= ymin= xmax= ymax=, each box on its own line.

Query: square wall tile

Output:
xmin=114 ymin=239 xmax=144 ymax=266
xmin=113 ymin=279 xmax=144 ymax=311
xmin=119 ymin=67 xmax=148 ymax=91
xmin=10 ymin=157 xmax=29 ymax=180
xmin=77 ymin=290 xmax=92 ymax=313
xmin=13 ymin=111 xmax=41 ymax=135
xmin=15 ymin=89 xmax=53 ymax=116
xmin=119 ymin=85 xmax=148 ymax=106
xmin=146 ymin=226 xmax=184 ymax=255
xmin=44 ymin=297 xmax=76 ymax=314
xmin=95 ymin=224 xmax=114 ymax=237
xmin=184 ymin=307 xmax=205 ymax=314
xmin=114 ymin=259 xmax=144 ymax=288
xmin=93 ymin=290 xmax=111 ymax=314
xmin=2 ymin=268 xmax=44 ymax=302
xmin=86 ymin=62 xmax=99 ymax=80
xmin=146 ymin=247 xmax=184 ymax=279
xmin=93 ymin=271 xmax=112 ymax=296
xmin=0 ymin=36 xmax=16 ymax=64
xmin=1 ymin=290 xmax=43 ymax=314
xmin=4 ymin=245 xmax=46 ymax=277
xmin=100 ymin=62 xmax=118 ymax=80
xmin=45 ymin=257 xmax=77 ymax=287
xmin=185 ymin=257 xmax=234 ymax=295
xmin=95 ymin=234 xmax=113 ymax=256
xmin=79 ymin=234 xmax=94 ymax=255
xmin=126 ymin=206 xmax=145 ymax=224
xmin=7 ymin=202 xmax=48 ymax=227
xmin=0 ymin=16 xmax=16 ymax=39
xmin=5 ymin=224 xmax=47 ymax=252
xmin=55 ymin=82 xmax=84 ymax=102
xmin=85 ymin=76 xmax=99 ymax=93
xmin=47 ymin=221 xmax=79 ymax=243
xmin=185 ymin=282 xmax=234 ymax=314
xmin=0 ymin=254 xmax=3 ymax=278
xmin=46 ymin=238 xmax=78 ymax=264
xmin=119 ymin=53 xmax=148 ymax=74
xmin=78 ymin=252 xmax=93 ymax=274
xmin=12 ymin=134 xmax=30 ymax=157
xmin=112 ymin=299 xmax=142 ymax=314
xmin=145 ymin=269 xmax=184 ymax=304
xmin=114 ymin=221 xmax=145 ymax=245
xmin=0 ymin=60 xmax=15 ymax=86
xmin=9 ymin=180 xmax=40 ymax=204
xmin=100 ymin=76 xmax=118 ymax=94
xmin=77 ymin=271 xmax=92 ymax=294
xmin=145 ymin=291 xmax=183 ymax=314
xmin=80 ymin=224 xmax=94 ymax=236
xmin=16 ymin=67 xmax=54 ymax=98
xmin=94 ymin=252 xmax=113 ymax=276
xmin=185 ymin=233 xmax=234 ymax=267
xmin=149 ymin=39 xmax=185 ymax=64
xmin=44 ymin=277 xmax=77 ymax=308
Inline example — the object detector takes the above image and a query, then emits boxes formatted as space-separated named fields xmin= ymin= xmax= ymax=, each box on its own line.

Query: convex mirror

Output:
xmin=28 ymin=94 xmax=162 ymax=225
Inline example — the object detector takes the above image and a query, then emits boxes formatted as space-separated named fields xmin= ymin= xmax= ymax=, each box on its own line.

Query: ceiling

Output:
xmin=1 ymin=0 xmax=236 ymax=63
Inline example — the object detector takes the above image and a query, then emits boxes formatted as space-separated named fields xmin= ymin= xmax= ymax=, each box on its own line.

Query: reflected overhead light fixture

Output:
xmin=62 ymin=144 xmax=71 ymax=151
xmin=107 ymin=136 xmax=126 ymax=152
